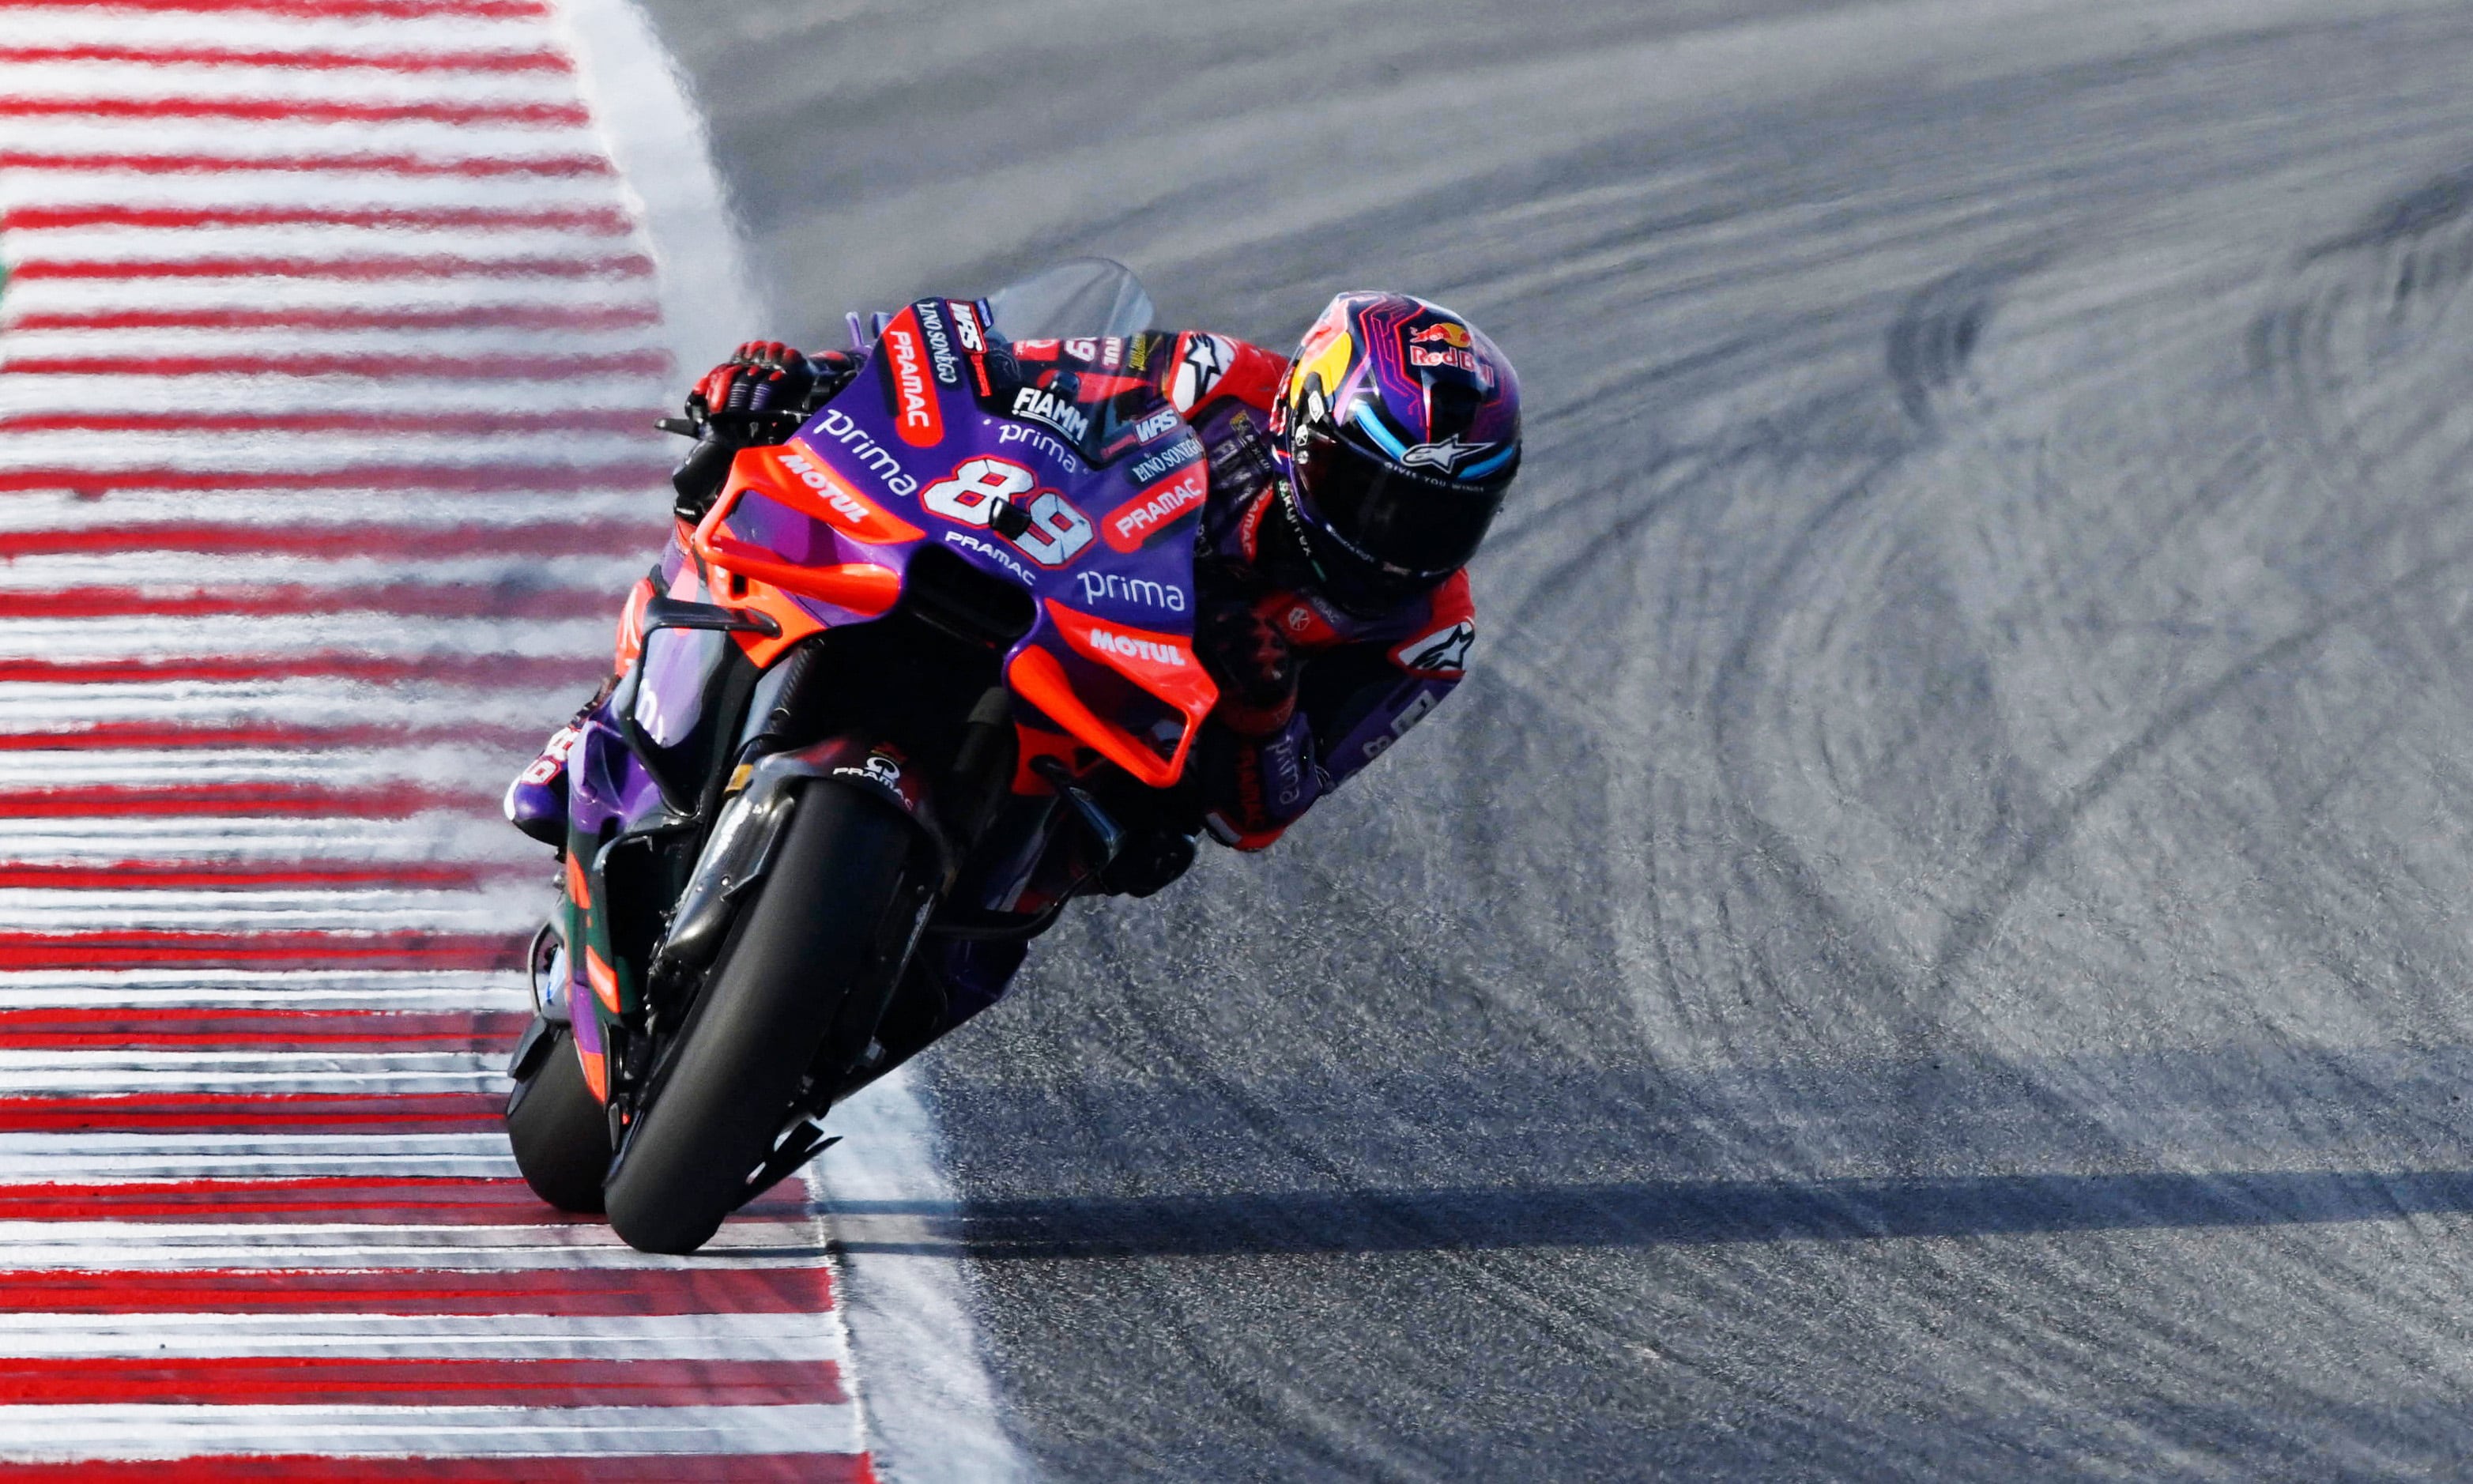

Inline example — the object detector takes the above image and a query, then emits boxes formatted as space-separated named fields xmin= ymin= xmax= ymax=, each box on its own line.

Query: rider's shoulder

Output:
xmin=1159 ymin=332 xmax=1287 ymax=416
xmin=1378 ymin=572 xmax=1477 ymax=679
xmin=1016 ymin=329 xmax=1286 ymax=417
xmin=1284 ymin=573 xmax=1476 ymax=678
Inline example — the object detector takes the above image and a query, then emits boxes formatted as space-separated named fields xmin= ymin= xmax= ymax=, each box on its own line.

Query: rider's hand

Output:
xmin=1197 ymin=598 xmax=1297 ymax=736
xmin=673 ymin=343 xmax=862 ymax=523
xmin=689 ymin=341 xmax=817 ymax=420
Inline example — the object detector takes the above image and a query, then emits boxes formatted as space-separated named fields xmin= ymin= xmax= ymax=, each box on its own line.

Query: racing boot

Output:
xmin=501 ymin=682 xmax=610 ymax=848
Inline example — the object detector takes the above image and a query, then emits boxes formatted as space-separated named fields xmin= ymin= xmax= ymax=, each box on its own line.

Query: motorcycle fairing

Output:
xmin=684 ymin=297 xmax=1220 ymax=788
xmin=552 ymin=292 xmax=1221 ymax=1105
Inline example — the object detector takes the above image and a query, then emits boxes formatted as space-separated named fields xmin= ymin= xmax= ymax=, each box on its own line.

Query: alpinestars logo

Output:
xmin=1172 ymin=333 xmax=1234 ymax=411
xmin=1394 ymin=619 xmax=1474 ymax=676
xmin=1399 ymin=435 xmax=1491 ymax=473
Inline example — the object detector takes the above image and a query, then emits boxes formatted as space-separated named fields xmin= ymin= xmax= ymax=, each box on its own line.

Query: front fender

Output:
xmin=654 ymin=736 xmax=941 ymax=971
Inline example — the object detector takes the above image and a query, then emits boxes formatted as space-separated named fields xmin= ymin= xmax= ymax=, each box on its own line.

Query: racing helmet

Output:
xmin=1271 ymin=292 xmax=1521 ymax=608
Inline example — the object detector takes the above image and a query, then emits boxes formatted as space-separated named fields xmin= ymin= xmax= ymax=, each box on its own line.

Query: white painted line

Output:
xmin=0 ymin=1312 xmax=849 ymax=1362
xmin=0 ymin=1403 xmax=864 ymax=1460
xmin=0 ymin=1132 xmax=518 ymax=1179
xmin=816 ymin=1064 xmax=1027 ymax=1482
xmin=0 ymin=1222 xmax=834 ymax=1270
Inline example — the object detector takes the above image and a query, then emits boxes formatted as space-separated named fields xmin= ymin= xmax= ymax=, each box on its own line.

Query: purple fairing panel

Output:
xmin=635 ymin=627 xmax=728 ymax=748
xmin=566 ymin=707 xmax=666 ymax=840
xmin=745 ymin=299 xmax=1212 ymax=714
xmin=567 ymin=983 xmax=605 ymax=1061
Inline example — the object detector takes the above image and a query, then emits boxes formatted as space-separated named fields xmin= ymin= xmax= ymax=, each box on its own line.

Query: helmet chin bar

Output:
xmin=1276 ymin=480 xmax=1440 ymax=617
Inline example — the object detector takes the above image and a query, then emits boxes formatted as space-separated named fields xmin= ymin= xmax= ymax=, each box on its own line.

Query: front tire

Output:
xmin=604 ymin=783 xmax=914 ymax=1254
xmin=506 ymin=1028 xmax=612 ymax=1213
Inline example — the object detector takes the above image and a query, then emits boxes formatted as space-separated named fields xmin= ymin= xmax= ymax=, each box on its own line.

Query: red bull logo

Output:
xmin=1412 ymin=322 xmax=1472 ymax=349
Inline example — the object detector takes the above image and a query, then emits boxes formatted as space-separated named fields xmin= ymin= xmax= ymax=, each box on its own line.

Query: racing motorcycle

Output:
xmin=503 ymin=262 xmax=1219 ymax=1252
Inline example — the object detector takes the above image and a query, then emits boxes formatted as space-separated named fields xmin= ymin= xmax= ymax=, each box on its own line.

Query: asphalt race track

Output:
xmin=640 ymin=1 xmax=2473 ymax=1475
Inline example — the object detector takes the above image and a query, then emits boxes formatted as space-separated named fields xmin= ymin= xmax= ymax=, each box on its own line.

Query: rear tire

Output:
xmin=506 ymin=1028 xmax=611 ymax=1213
xmin=604 ymin=784 xmax=914 ymax=1254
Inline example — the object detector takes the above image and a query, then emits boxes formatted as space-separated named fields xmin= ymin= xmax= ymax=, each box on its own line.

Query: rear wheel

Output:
xmin=604 ymin=784 xmax=914 ymax=1254
xmin=506 ymin=1027 xmax=611 ymax=1213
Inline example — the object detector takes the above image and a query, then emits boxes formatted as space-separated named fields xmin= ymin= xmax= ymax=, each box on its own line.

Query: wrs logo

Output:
xmin=881 ymin=312 xmax=945 ymax=448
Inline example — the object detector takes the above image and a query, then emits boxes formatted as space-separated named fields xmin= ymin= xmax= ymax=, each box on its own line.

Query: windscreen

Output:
xmin=982 ymin=258 xmax=1156 ymax=341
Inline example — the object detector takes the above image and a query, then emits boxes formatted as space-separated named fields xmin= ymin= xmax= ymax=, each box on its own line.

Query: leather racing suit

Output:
xmin=896 ymin=327 xmax=1478 ymax=1040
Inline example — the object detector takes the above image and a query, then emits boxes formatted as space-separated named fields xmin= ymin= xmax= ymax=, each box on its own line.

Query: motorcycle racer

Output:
xmin=505 ymin=292 xmax=1521 ymax=1047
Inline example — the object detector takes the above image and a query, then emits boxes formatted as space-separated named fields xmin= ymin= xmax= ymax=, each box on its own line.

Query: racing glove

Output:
xmin=1197 ymin=708 xmax=1321 ymax=849
xmin=1195 ymin=598 xmax=1298 ymax=736
xmin=671 ymin=343 xmax=860 ymax=522
xmin=692 ymin=341 xmax=815 ymax=420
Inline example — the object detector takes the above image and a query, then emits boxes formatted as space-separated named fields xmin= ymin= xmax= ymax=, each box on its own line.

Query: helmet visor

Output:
xmin=1294 ymin=424 xmax=1508 ymax=578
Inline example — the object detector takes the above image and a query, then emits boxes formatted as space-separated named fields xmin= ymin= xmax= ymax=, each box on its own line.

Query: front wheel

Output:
xmin=604 ymin=783 xmax=914 ymax=1254
xmin=506 ymin=1027 xmax=612 ymax=1213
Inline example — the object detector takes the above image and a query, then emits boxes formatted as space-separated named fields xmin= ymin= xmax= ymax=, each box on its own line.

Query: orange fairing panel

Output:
xmin=703 ymin=536 xmax=902 ymax=616
xmin=688 ymin=458 xmax=904 ymax=623
xmin=1014 ymin=600 xmax=1220 ymax=789
xmin=584 ymin=945 xmax=622 ymax=1015
xmin=575 ymin=1040 xmax=609 ymax=1103
xmin=612 ymin=576 xmax=654 ymax=672
xmin=754 ymin=443 xmax=923 ymax=544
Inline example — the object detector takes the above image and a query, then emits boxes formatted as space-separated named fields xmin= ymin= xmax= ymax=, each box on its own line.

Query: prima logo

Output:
xmin=811 ymin=411 xmax=918 ymax=497
xmin=1075 ymin=571 xmax=1187 ymax=612
xmin=995 ymin=420 xmax=1083 ymax=472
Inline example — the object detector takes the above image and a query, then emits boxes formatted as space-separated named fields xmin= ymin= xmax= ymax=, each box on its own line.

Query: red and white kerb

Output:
xmin=0 ymin=0 xmax=872 ymax=1474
